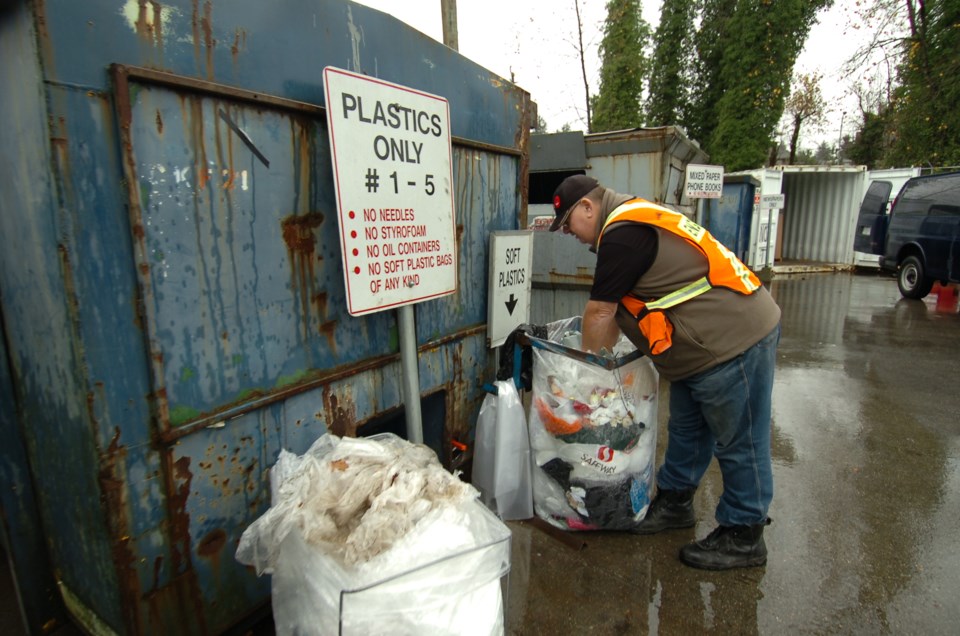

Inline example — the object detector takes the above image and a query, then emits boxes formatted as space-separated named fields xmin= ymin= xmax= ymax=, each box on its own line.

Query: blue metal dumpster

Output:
xmin=701 ymin=177 xmax=757 ymax=264
xmin=0 ymin=1 xmax=533 ymax=633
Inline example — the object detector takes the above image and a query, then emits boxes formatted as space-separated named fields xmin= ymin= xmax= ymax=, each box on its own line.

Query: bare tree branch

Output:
xmin=574 ymin=0 xmax=592 ymax=130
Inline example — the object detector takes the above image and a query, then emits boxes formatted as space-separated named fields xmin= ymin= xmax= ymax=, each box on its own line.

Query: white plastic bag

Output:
xmin=473 ymin=380 xmax=534 ymax=521
xmin=235 ymin=433 xmax=511 ymax=635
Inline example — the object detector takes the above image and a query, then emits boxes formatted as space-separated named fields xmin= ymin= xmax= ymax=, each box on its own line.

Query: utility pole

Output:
xmin=837 ymin=111 xmax=846 ymax=163
xmin=441 ymin=0 xmax=459 ymax=50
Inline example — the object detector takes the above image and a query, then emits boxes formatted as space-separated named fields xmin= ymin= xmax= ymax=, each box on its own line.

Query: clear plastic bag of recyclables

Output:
xmin=236 ymin=433 xmax=511 ymax=636
xmin=528 ymin=316 xmax=659 ymax=531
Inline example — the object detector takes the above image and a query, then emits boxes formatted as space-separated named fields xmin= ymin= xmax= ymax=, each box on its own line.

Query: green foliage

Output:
xmin=846 ymin=111 xmax=890 ymax=168
xmin=792 ymin=146 xmax=817 ymax=164
xmin=645 ymin=0 xmax=696 ymax=127
xmin=591 ymin=0 xmax=651 ymax=132
xmin=883 ymin=1 xmax=960 ymax=167
xmin=813 ymin=141 xmax=833 ymax=164
xmin=686 ymin=0 xmax=738 ymax=146
xmin=707 ymin=0 xmax=831 ymax=171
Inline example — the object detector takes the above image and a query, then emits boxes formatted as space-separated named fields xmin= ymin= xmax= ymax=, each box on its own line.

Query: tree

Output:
xmin=707 ymin=0 xmax=833 ymax=172
xmin=846 ymin=111 xmax=889 ymax=168
xmin=686 ymin=0 xmax=738 ymax=147
xmin=884 ymin=0 xmax=960 ymax=167
xmin=843 ymin=78 xmax=895 ymax=167
xmin=782 ymin=73 xmax=827 ymax=164
xmin=813 ymin=141 xmax=833 ymax=164
xmin=574 ymin=0 xmax=593 ymax=131
xmin=793 ymin=146 xmax=817 ymax=164
xmin=591 ymin=0 xmax=651 ymax=132
xmin=645 ymin=0 xmax=696 ymax=128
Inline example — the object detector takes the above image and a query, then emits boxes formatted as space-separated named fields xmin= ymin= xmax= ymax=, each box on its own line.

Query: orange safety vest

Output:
xmin=599 ymin=200 xmax=761 ymax=354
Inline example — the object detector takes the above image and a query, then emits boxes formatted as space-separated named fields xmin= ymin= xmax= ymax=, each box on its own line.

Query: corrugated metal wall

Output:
xmin=778 ymin=168 xmax=867 ymax=265
xmin=0 ymin=1 xmax=531 ymax=633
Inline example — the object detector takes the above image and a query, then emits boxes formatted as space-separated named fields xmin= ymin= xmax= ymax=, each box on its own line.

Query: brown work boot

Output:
xmin=630 ymin=488 xmax=695 ymax=535
xmin=679 ymin=523 xmax=769 ymax=570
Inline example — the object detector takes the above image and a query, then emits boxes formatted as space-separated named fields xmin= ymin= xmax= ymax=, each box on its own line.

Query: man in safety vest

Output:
xmin=548 ymin=174 xmax=781 ymax=570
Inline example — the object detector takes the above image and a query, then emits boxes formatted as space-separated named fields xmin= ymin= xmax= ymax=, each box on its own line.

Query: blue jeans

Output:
xmin=657 ymin=324 xmax=780 ymax=526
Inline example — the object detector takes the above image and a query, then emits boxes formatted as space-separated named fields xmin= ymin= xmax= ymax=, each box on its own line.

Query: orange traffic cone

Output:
xmin=934 ymin=282 xmax=959 ymax=313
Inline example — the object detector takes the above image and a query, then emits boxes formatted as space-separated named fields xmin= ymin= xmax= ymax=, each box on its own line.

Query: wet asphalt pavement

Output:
xmin=504 ymin=271 xmax=960 ymax=635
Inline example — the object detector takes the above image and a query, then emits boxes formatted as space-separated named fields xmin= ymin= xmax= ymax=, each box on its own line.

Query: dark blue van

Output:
xmin=854 ymin=171 xmax=960 ymax=298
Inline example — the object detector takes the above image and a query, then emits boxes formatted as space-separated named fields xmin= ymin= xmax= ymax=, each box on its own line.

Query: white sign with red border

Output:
xmin=323 ymin=66 xmax=457 ymax=316
xmin=685 ymin=163 xmax=725 ymax=199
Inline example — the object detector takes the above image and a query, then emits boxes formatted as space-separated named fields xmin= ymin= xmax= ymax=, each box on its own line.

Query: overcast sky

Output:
xmin=354 ymin=0 xmax=886 ymax=151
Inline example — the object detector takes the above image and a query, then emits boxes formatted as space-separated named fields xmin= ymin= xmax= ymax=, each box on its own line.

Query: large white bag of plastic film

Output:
xmin=528 ymin=316 xmax=658 ymax=531
xmin=236 ymin=433 xmax=511 ymax=635
xmin=473 ymin=379 xmax=534 ymax=521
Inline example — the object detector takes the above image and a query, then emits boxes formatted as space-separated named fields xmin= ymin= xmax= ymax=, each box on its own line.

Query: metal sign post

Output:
xmin=760 ymin=194 xmax=785 ymax=272
xmin=324 ymin=67 xmax=457 ymax=444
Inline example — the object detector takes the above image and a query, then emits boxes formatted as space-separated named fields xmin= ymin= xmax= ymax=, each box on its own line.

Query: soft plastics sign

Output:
xmin=487 ymin=231 xmax=533 ymax=348
xmin=684 ymin=163 xmax=724 ymax=199
xmin=323 ymin=67 xmax=457 ymax=316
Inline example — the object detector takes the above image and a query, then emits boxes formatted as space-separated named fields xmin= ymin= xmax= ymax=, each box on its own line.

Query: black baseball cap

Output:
xmin=549 ymin=175 xmax=599 ymax=232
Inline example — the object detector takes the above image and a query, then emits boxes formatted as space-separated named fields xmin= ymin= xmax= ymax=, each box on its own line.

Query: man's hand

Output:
xmin=581 ymin=300 xmax=620 ymax=353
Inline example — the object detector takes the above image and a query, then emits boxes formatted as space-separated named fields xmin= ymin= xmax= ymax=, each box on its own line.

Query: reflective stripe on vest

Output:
xmin=619 ymin=276 xmax=713 ymax=355
xmin=645 ymin=276 xmax=711 ymax=310
xmin=599 ymin=200 xmax=761 ymax=294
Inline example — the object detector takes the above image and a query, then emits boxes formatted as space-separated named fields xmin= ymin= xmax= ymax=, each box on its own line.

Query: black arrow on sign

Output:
xmin=505 ymin=293 xmax=518 ymax=315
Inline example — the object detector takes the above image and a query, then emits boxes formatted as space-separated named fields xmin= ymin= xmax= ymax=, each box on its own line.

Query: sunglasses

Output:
xmin=562 ymin=201 xmax=583 ymax=230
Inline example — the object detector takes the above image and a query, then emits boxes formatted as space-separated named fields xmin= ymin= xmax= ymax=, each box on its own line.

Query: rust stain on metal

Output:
xmin=516 ymin=92 xmax=534 ymax=227
xmin=244 ymin=460 xmax=259 ymax=498
xmin=177 ymin=93 xmax=211 ymax=193
xmin=113 ymin=64 xmax=168 ymax=415
xmin=313 ymin=291 xmax=329 ymax=316
xmin=313 ymin=292 xmax=338 ymax=353
xmin=445 ymin=341 xmax=470 ymax=467
xmin=282 ymin=212 xmax=326 ymax=341
xmin=322 ymin=385 xmax=357 ymax=437
xmin=318 ymin=319 xmax=338 ymax=352
xmin=134 ymin=0 xmax=165 ymax=53
xmin=56 ymin=244 xmax=80 ymax=325
xmin=202 ymin=1 xmax=215 ymax=81
xmin=97 ymin=427 xmax=143 ymax=634
xmin=191 ymin=0 xmax=202 ymax=70
xmin=231 ymin=28 xmax=247 ymax=65
xmin=155 ymin=449 xmax=210 ymax=630
xmin=282 ymin=213 xmax=322 ymax=254
xmin=155 ymin=109 xmax=164 ymax=135
xmin=197 ymin=528 xmax=226 ymax=558
xmin=33 ymin=0 xmax=57 ymax=78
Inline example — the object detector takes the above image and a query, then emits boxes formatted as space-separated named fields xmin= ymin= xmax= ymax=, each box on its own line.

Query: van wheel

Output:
xmin=897 ymin=255 xmax=934 ymax=299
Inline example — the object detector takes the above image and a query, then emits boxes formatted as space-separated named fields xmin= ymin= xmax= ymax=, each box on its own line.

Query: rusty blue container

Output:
xmin=0 ymin=1 xmax=532 ymax=633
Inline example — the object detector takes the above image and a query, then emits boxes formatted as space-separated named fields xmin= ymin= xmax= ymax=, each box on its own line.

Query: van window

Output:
xmin=929 ymin=204 xmax=960 ymax=217
xmin=899 ymin=174 xmax=960 ymax=216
